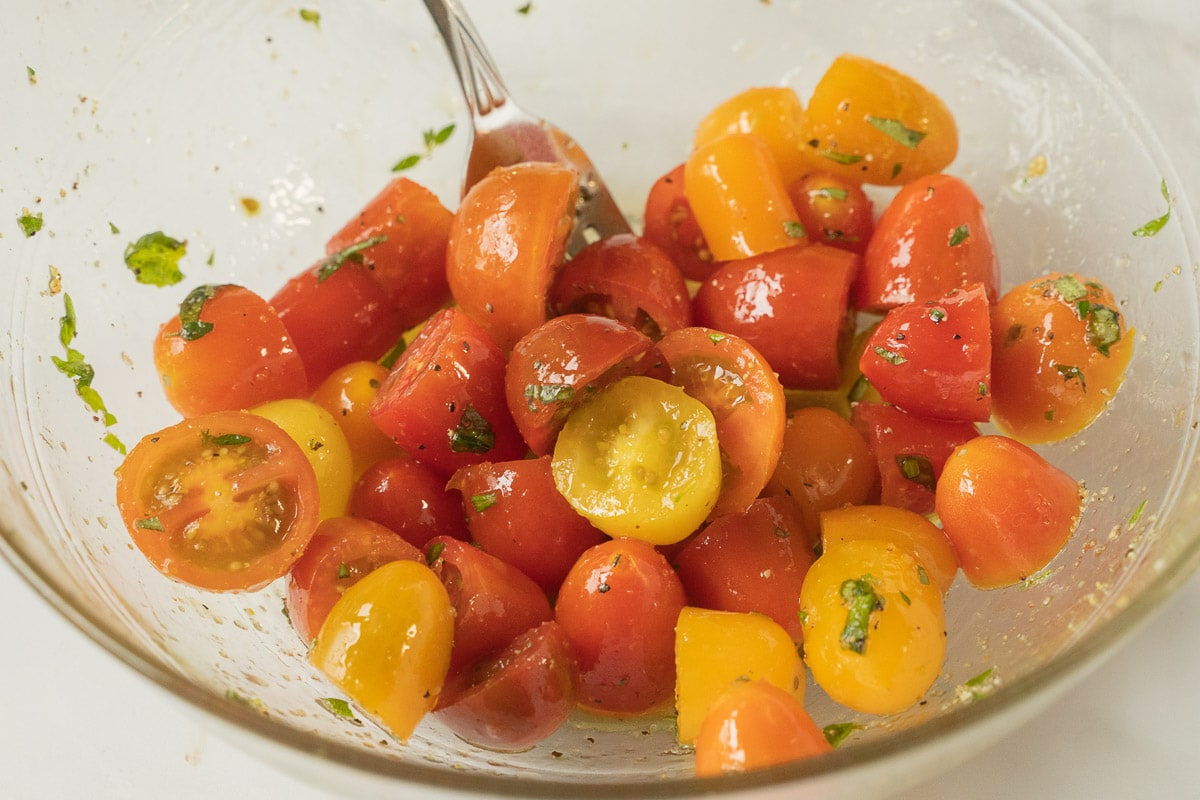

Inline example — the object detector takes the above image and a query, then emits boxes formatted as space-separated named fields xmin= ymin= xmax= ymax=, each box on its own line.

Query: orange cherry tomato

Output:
xmin=693 ymin=86 xmax=817 ymax=187
xmin=787 ymin=171 xmax=875 ymax=255
xmin=819 ymin=505 xmax=958 ymax=595
xmin=694 ymin=681 xmax=831 ymax=777
xmin=642 ymin=163 xmax=716 ymax=281
xmin=989 ymin=273 xmax=1134 ymax=443
xmin=115 ymin=410 xmax=320 ymax=591
xmin=309 ymin=360 xmax=403 ymax=478
xmin=935 ymin=435 xmax=1082 ymax=589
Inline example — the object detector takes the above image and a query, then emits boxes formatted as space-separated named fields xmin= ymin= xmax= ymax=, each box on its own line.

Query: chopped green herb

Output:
xmin=899 ymin=591 xmax=911 ymax=605
xmin=891 ymin=162 xmax=903 ymax=179
xmin=772 ymin=525 xmax=789 ymax=539
xmin=597 ymin=582 xmax=611 ymax=593
xmin=202 ymin=430 xmax=252 ymax=448
xmin=336 ymin=563 xmax=350 ymax=580
xmin=917 ymin=565 xmax=930 ymax=585
xmin=839 ymin=575 xmax=882 ymax=654
xmin=1086 ymin=305 xmax=1122 ymax=356
xmin=872 ymin=345 xmax=907 ymax=366
xmin=206 ymin=250 xmax=215 ymax=266
xmin=426 ymin=540 xmax=447 ymax=564
xmin=52 ymin=293 xmax=124 ymax=452
xmin=449 ymin=405 xmax=496 ymax=454
xmin=108 ymin=221 xmax=120 ymax=235
xmin=391 ymin=153 xmax=422 ymax=172
xmin=865 ymin=116 xmax=927 ymax=149
xmin=471 ymin=492 xmax=499 ymax=513
xmin=299 ymin=8 xmax=321 ymax=27
xmin=167 ymin=284 xmax=223 ymax=341
xmin=524 ymin=383 xmax=576 ymax=411
xmin=896 ymin=454 xmax=936 ymax=492
xmin=392 ymin=124 xmax=456 ymax=172
xmin=1055 ymin=364 xmax=1087 ymax=392
xmin=815 ymin=186 xmax=848 ymax=201
xmin=135 ymin=517 xmax=164 ymax=531
xmin=1044 ymin=409 xmax=1055 ymax=421
xmin=797 ymin=609 xmax=809 ymax=625
xmin=783 ymin=220 xmax=807 ymax=238
xmin=820 ymin=150 xmax=864 ymax=165
xmin=1052 ymin=274 xmax=1088 ymax=304
xmin=978 ymin=381 xmax=988 ymax=397
xmin=319 ymin=697 xmax=361 ymax=723
xmin=707 ymin=331 xmax=727 ymax=344
xmin=948 ymin=224 xmax=970 ymax=247
xmin=26 ymin=65 xmax=36 ymax=84
xmin=517 ymin=1 xmax=532 ymax=12
xmin=1132 ymin=178 xmax=1172 ymax=237
xmin=1128 ymin=499 xmax=1147 ymax=527
xmin=17 ymin=211 xmax=43 ymax=238
xmin=315 ymin=234 xmax=386 ymax=282
xmin=823 ymin=722 xmax=861 ymax=748
xmin=961 ymin=667 xmax=997 ymax=700
xmin=58 ymin=293 xmax=78 ymax=348
xmin=378 ymin=337 xmax=407 ymax=370
xmin=847 ymin=374 xmax=872 ymax=402
xmin=124 ymin=231 xmax=187 ymax=286
xmin=928 ymin=307 xmax=947 ymax=323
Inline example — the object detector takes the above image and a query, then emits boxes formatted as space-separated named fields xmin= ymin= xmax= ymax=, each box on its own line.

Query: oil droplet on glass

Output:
xmin=240 ymin=196 xmax=262 ymax=216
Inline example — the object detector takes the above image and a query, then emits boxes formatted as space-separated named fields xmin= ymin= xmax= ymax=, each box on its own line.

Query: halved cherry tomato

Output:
xmin=152 ymin=284 xmax=308 ymax=418
xmin=693 ymin=86 xmax=817 ymax=188
xmin=674 ymin=496 xmax=814 ymax=642
xmin=309 ymin=559 xmax=454 ymax=741
xmin=936 ymin=435 xmax=1082 ymax=588
xmin=446 ymin=162 xmax=577 ymax=351
xmin=115 ymin=410 xmax=320 ymax=591
xmin=551 ymin=375 xmax=722 ymax=546
xmin=555 ymin=539 xmax=687 ymax=716
xmin=433 ymin=621 xmax=578 ymax=752
xmin=642 ymin=163 xmax=716 ymax=282
xmin=693 ymin=244 xmax=859 ymax=389
xmin=251 ymin=398 xmax=355 ymax=520
xmin=369 ymin=307 xmax=527 ymax=477
xmin=656 ymin=327 xmax=786 ymax=518
xmin=324 ymin=176 xmax=454 ymax=329
xmin=348 ymin=454 xmax=470 ymax=548
xmin=448 ymin=456 xmax=606 ymax=596
xmin=548 ymin=234 xmax=693 ymax=339
xmin=855 ymin=173 xmax=999 ymax=312
xmin=787 ymin=171 xmax=875 ymax=255
xmin=694 ymin=681 xmax=831 ymax=776
xmin=285 ymin=515 xmax=422 ymax=644
xmin=820 ymin=505 xmax=958 ymax=595
xmin=505 ymin=314 xmax=666 ymax=456
xmin=803 ymin=53 xmax=958 ymax=186
xmin=859 ymin=282 xmax=992 ymax=422
xmin=989 ymin=273 xmax=1134 ymax=443
xmin=309 ymin=360 xmax=403 ymax=478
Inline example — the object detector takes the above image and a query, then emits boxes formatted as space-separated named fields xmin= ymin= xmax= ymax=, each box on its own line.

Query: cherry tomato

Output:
xmin=446 ymin=162 xmax=577 ymax=351
xmin=348 ymin=454 xmax=470 ymax=549
xmin=551 ymin=376 xmax=722 ymax=546
xmin=693 ymin=86 xmax=817 ymax=188
xmin=548 ymin=234 xmax=693 ymax=340
xmin=694 ymin=244 xmax=859 ymax=390
xmin=694 ymin=681 xmax=831 ymax=777
xmin=684 ymin=133 xmax=806 ymax=262
xmin=505 ymin=314 xmax=666 ymax=456
xmin=448 ymin=456 xmax=606 ymax=596
xmin=989 ymin=273 xmax=1134 ymax=443
xmin=369 ymin=307 xmax=527 ymax=477
xmin=674 ymin=496 xmax=814 ymax=642
xmin=309 ymin=360 xmax=403 ymax=478
xmin=859 ymin=282 xmax=993 ymax=422
xmin=324 ymin=176 xmax=454 ymax=329
xmin=251 ymin=398 xmax=354 ymax=520
xmin=285 ymin=516 xmax=422 ymax=644
xmin=819 ymin=505 xmax=958 ymax=595
xmin=799 ymin=539 xmax=946 ymax=714
xmin=855 ymin=173 xmax=999 ymax=312
xmin=153 ymin=284 xmax=308 ymax=418
xmin=309 ymin=559 xmax=454 ymax=741
xmin=765 ymin=405 xmax=878 ymax=534
xmin=555 ymin=538 xmax=687 ymax=716
xmin=803 ymin=54 xmax=958 ymax=186
xmin=642 ymin=163 xmax=716 ymax=281
xmin=674 ymin=606 xmax=805 ymax=744
xmin=426 ymin=536 xmax=554 ymax=671
xmin=787 ymin=171 xmax=875 ymax=255
xmin=657 ymin=327 xmax=786 ymax=518
xmin=784 ymin=322 xmax=883 ymax=418
xmin=935 ymin=435 xmax=1082 ymax=588
xmin=433 ymin=621 xmax=578 ymax=752
xmin=115 ymin=410 xmax=320 ymax=592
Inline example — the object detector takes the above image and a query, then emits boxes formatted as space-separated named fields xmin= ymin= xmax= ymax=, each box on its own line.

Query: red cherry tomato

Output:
xmin=642 ymin=163 xmax=716 ymax=281
xmin=693 ymin=244 xmax=859 ymax=389
xmin=548 ymin=233 xmax=693 ymax=340
xmin=369 ymin=307 xmax=527 ymax=477
xmin=555 ymin=538 xmax=687 ymax=716
xmin=115 ymin=410 xmax=320 ymax=591
xmin=153 ymin=284 xmax=308 ymax=418
xmin=694 ymin=681 xmax=831 ymax=776
xmin=347 ymin=453 xmax=469 ymax=549
xmin=787 ymin=172 xmax=875 ymax=255
xmin=285 ymin=515 xmax=422 ymax=644
xmin=859 ymin=283 xmax=993 ymax=422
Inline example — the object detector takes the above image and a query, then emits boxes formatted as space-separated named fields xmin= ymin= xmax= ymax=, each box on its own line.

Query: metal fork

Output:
xmin=422 ymin=0 xmax=631 ymax=255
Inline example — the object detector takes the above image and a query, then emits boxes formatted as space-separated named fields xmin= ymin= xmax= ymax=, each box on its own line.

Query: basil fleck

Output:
xmin=316 ymin=234 xmax=387 ymax=282
xmin=1132 ymin=178 xmax=1172 ymax=237
xmin=392 ymin=124 xmax=456 ymax=172
xmin=820 ymin=150 xmax=864 ymax=165
xmin=928 ymin=307 xmax=947 ymax=323
xmin=1055 ymin=364 xmax=1087 ymax=391
xmin=948 ymin=224 xmax=970 ymax=247
xmin=896 ymin=454 xmax=936 ymax=492
xmin=517 ymin=2 xmax=532 ymax=12
xmin=783 ymin=220 xmax=807 ymax=238
xmin=202 ymin=430 xmax=252 ymax=448
xmin=962 ymin=667 xmax=997 ymax=700
xmin=823 ymin=722 xmax=861 ymax=748
xmin=524 ymin=383 xmax=576 ymax=411
xmin=17 ymin=211 xmax=44 ymax=238
xmin=815 ymin=186 xmax=848 ymax=201
xmin=52 ymin=293 xmax=124 ymax=452
xmin=866 ymin=116 xmax=927 ymax=149
xmin=449 ymin=405 xmax=495 ymax=453
xmin=426 ymin=541 xmax=447 ymax=564
xmin=299 ymin=8 xmax=321 ymax=27
xmin=124 ymin=231 xmax=187 ymax=286
xmin=471 ymin=492 xmax=499 ymax=513
xmin=136 ymin=516 xmax=164 ymax=531
xmin=839 ymin=575 xmax=883 ymax=654
xmin=917 ymin=565 xmax=930 ymax=585
xmin=1086 ymin=305 xmax=1122 ymax=356
xmin=872 ymin=345 xmax=907 ymax=366
xmin=1052 ymin=274 xmax=1088 ymax=304
xmin=391 ymin=154 xmax=422 ymax=172
xmin=109 ymin=221 xmax=120 ymax=235
xmin=1128 ymin=499 xmax=1147 ymax=527
xmin=336 ymin=563 xmax=350 ymax=580
xmin=168 ymin=284 xmax=223 ymax=341
xmin=319 ymin=697 xmax=361 ymax=723
xmin=707 ymin=331 xmax=727 ymax=344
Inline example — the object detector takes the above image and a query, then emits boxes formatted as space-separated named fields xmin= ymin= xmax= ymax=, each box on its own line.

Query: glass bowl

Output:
xmin=2 ymin=1 xmax=1198 ymax=797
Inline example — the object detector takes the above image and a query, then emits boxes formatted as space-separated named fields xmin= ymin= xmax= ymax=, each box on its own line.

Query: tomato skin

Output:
xmin=820 ymin=505 xmax=959 ymax=595
xmin=285 ymin=516 xmax=422 ymax=645
xmin=348 ymin=454 xmax=470 ymax=549
xmin=251 ymin=398 xmax=355 ymax=520
xmin=855 ymin=173 xmax=999 ymax=312
xmin=448 ymin=456 xmax=606 ymax=596
xmin=446 ymin=162 xmax=578 ymax=351
xmin=433 ymin=621 xmax=578 ymax=751
xmin=505 ymin=314 xmax=666 ymax=457
xmin=153 ymin=284 xmax=308 ymax=418
xmin=989 ymin=273 xmax=1134 ymax=443
xmin=693 ymin=86 xmax=816 ymax=188
xmin=859 ymin=282 xmax=993 ymax=422
xmin=548 ymin=234 xmax=693 ymax=340
xmin=694 ymin=681 xmax=831 ymax=776
xmin=310 ymin=559 xmax=454 ymax=741
xmin=657 ymin=327 xmax=786 ymax=518
xmin=694 ymin=244 xmax=859 ymax=390
xmin=555 ymin=539 xmax=687 ymax=716
xmin=115 ymin=410 xmax=320 ymax=592
xmin=642 ymin=163 xmax=716 ymax=282
xmin=935 ymin=435 xmax=1082 ymax=588
xmin=369 ymin=307 xmax=527 ymax=477
xmin=673 ymin=496 xmax=814 ymax=642
xmin=324 ymin=177 xmax=454 ymax=330
xmin=426 ymin=536 xmax=554 ymax=672
xmin=787 ymin=172 xmax=875 ymax=255
xmin=309 ymin=360 xmax=403 ymax=478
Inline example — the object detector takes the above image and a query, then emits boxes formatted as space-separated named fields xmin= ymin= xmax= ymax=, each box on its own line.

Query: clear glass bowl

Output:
xmin=2 ymin=1 xmax=1197 ymax=797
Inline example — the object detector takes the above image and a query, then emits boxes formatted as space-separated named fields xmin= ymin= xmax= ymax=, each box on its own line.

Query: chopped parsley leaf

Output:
xmin=961 ymin=667 xmax=997 ymax=700
xmin=392 ymin=123 xmax=456 ymax=172
xmin=1052 ymin=274 xmax=1088 ymax=304
xmin=315 ymin=234 xmax=386 ymax=282
xmin=336 ymin=562 xmax=350 ymax=579
xmin=299 ymin=8 xmax=321 ymax=27
xmin=201 ymin=430 xmax=252 ymax=448
xmin=524 ymin=383 xmax=576 ymax=411
xmin=108 ymin=221 xmax=120 ymax=235
xmin=471 ymin=492 xmax=499 ymax=513
xmin=319 ymin=697 xmax=361 ymax=723
xmin=17 ymin=211 xmax=43 ymax=238
xmin=839 ymin=575 xmax=882 ymax=654
xmin=872 ymin=345 xmax=907 ymax=365
xmin=26 ymin=65 xmax=37 ymax=84
xmin=896 ymin=454 xmax=936 ymax=492
xmin=1132 ymin=178 xmax=1172 ymax=237
xmin=820 ymin=150 xmax=864 ymax=165
xmin=391 ymin=154 xmax=422 ymax=172
xmin=426 ymin=540 xmax=447 ymax=564
xmin=823 ymin=722 xmax=861 ymax=748
xmin=1055 ymin=364 xmax=1087 ymax=391
xmin=124 ymin=231 xmax=187 ymax=286
xmin=52 ymin=293 xmax=124 ymax=452
xmin=1128 ymin=499 xmax=1147 ymax=527
xmin=815 ymin=186 xmax=848 ymax=201
xmin=167 ymin=284 xmax=223 ymax=341
xmin=1086 ymin=305 xmax=1122 ymax=356
xmin=707 ymin=331 xmax=727 ymax=344
xmin=517 ymin=2 xmax=532 ymax=13
xmin=865 ymin=116 xmax=927 ymax=149
xmin=135 ymin=516 xmax=164 ymax=531
xmin=449 ymin=405 xmax=495 ymax=454
xmin=948 ymin=224 xmax=970 ymax=246
xmin=783 ymin=220 xmax=807 ymax=238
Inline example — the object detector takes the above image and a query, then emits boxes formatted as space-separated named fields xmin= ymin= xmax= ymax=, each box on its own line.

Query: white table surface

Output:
xmin=3 ymin=1 xmax=1199 ymax=798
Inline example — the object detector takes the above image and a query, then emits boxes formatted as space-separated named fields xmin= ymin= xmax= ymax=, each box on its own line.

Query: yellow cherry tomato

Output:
xmin=674 ymin=607 xmax=805 ymax=745
xmin=309 ymin=360 xmax=402 ymax=478
xmin=693 ymin=86 xmax=818 ymax=187
xmin=252 ymin=398 xmax=354 ymax=519
xmin=820 ymin=505 xmax=959 ymax=595
xmin=799 ymin=539 xmax=945 ymax=714
xmin=309 ymin=559 xmax=454 ymax=741
xmin=551 ymin=375 xmax=721 ymax=545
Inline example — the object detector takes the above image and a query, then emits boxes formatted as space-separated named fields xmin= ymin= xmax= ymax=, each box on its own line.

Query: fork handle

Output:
xmin=422 ymin=0 xmax=511 ymax=119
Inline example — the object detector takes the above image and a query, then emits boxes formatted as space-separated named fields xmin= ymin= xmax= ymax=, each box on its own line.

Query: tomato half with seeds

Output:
xmin=787 ymin=171 xmax=875 ymax=255
xmin=115 ymin=410 xmax=320 ymax=591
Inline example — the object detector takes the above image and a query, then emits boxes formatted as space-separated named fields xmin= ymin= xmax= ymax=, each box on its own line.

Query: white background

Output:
xmin=2 ymin=0 xmax=1199 ymax=798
